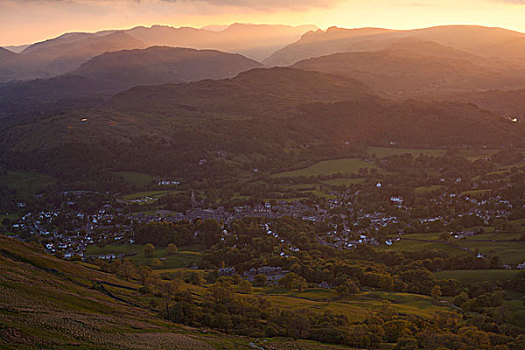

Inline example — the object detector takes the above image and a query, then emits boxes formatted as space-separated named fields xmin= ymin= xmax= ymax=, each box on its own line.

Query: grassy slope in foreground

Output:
xmin=0 ymin=236 xmax=362 ymax=350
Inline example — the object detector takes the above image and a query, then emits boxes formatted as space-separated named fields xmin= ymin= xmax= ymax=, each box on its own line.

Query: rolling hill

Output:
xmin=264 ymin=25 xmax=525 ymax=67
xmin=70 ymin=46 xmax=263 ymax=91
xmin=0 ymin=47 xmax=19 ymax=82
xmin=13 ymin=32 xmax=147 ymax=81
xmin=0 ymin=47 xmax=263 ymax=130
xmin=0 ymin=23 xmax=315 ymax=83
xmin=0 ymin=47 xmax=16 ymax=60
xmin=448 ymin=88 xmax=525 ymax=117
xmin=0 ymin=235 xmax=213 ymax=349
xmin=0 ymin=235 xmax=347 ymax=349
xmin=292 ymin=39 xmax=525 ymax=96
xmin=1 ymin=67 xmax=522 ymax=181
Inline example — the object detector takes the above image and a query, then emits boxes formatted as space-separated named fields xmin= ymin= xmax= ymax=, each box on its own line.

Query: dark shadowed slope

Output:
xmin=447 ymin=88 xmax=525 ymax=117
xmin=1 ymin=67 xmax=523 ymax=180
xmin=70 ymin=46 xmax=263 ymax=91
xmin=109 ymin=67 xmax=373 ymax=120
xmin=0 ymin=47 xmax=17 ymax=60
xmin=297 ymin=99 xmax=524 ymax=148
xmin=264 ymin=25 xmax=525 ymax=67
xmin=0 ymin=48 xmax=19 ymax=82
xmin=0 ymin=47 xmax=263 ymax=130
xmin=292 ymin=39 xmax=525 ymax=96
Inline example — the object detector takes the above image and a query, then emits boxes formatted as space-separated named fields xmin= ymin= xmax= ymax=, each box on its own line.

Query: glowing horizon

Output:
xmin=2 ymin=0 xmax=525 ymax=47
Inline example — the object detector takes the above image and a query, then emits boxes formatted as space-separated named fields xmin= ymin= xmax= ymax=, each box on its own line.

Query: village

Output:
xmin=6 ymin=184 xmax=520 ymax=268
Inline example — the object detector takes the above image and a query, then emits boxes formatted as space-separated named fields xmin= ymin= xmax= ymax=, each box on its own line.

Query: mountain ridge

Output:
xmin=2 ymin=67 xmax=522 ymax=180
xmin=264 ymin=24 xmax=525 ymax=66
xmin=291 ymin=38 xmax=525 ymax=96
xmin=0 ymin=23 xmax=316 ymax=82
xmin=69 ymin=46 xmax=264 ymax=91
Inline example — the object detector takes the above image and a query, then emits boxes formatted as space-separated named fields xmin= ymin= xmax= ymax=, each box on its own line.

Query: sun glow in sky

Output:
xmin=2 ymin=0 xmax=525 ymax=46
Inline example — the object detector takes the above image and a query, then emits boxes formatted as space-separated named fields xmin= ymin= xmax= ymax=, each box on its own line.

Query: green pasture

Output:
xmin=120 ymin=190 xmax=174 ymax=201
xmin=435 ymin=269 xmax=519 ymax=282
xmin=85 ymin=244 xmax=202 ymax=269
xmin=273 ymin=158 xmax=379 ymax=178
xmin=367 ymin=146 xmax=446 ymax=158
xmin=460 ymin=240 xmax=525 ymax=264
xmin=323 ymin=178 xmax=366 ymax=186
xmin=115 ymin=171 xmax=155 ymax=188
xmin=264 ymin=288 xmax=450 ymax=321
xmin=0 ymin=171 xmax=56 ymax=197
xmin=381 ymin=231 xmax=525 ymax=264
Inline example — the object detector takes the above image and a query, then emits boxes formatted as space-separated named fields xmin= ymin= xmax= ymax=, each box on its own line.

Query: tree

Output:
xmin=118 ymin=259 xmax=135 ymax=281
xmin=188 ymin=271 xmax=205 ymax=286
xmin=395 ymin=335 xmax=419 ymax=350
xmin=459 ymin=327 xmax=491 ymax=350
xmin=208 ymin=281 xmax=234 ymax=303
xmin=138 ymin=266 xmax=152 ymax=285
xmin=167 ymin=243 xmax=178 ymax=255
xmin=383 ymin=320 xmax=413 ymax=343
xmin=152 ymin=258 xmax=163 ymax=269
xmin=439 ymin=231 xmax=451 ymax=243
xmin=379 ymin=300 xmax=394 ymax=321
xmin=279 ymin=273 xmax=308 ymax=292
xmin=432 ymin=285 xmax=442 ymax=304
xmin=291 ymin=277 xmax=308 ymax=292
xmin=279 ymin=272 xmax=307 ymax=291
xmin=336 ymin=279 xmax=360 ymax=296
xmin=238 ymin=280 xmax=253 ymax=294
xmin=254 ymin=274 xmax=267 ymax=287
xmin=454 ymin=292 xmax=469 ymax=307
xmin=161 ymin=279 xmax=182 ymax=317
xmin=144 ymin=243 xmax=155 ymax=257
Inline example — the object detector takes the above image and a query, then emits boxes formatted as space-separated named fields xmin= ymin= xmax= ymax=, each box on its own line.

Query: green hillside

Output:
xmin=0 ymin=236 xmax=354 ymax=349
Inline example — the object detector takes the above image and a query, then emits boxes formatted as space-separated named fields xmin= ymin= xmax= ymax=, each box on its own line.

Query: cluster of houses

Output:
xmin=5 ymin=181 xmax=522 ymax=269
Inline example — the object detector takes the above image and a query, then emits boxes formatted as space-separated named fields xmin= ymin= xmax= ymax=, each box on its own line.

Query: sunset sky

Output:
xmin=2 ymin=0 xmax=525 ymax=46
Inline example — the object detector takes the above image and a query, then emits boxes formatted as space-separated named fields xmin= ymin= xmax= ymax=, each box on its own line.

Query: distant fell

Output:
xmin=292 ymin=38 xmax=525 ymax=96
xmin=124 ymin=23 xmax=317 ymax=61
xmin=70 ymin=46 xmax=263 ymax=91
xmin=264 ymin=25 xmax=525 ymax=66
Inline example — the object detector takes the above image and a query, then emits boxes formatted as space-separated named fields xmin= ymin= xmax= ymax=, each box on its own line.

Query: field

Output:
xmin=273 ymin=158 xmax=379 ymax=178
xmin=0 ymin=171 xmax=56 ymax=197
xmin=435 ymin=269 xmax=519 ymax=282
xmin=262 ymin=288 xmax=450 ymax=321
xmin=85 ymin=244 xmax=203 ymax=269
xmin=460 ymin=240 xmax=525 ymax=264
xmin=379 ymin=231 xmax=525 ymax=264
xmin=366 ymin=147 xmax=502 ymax=161
xmin=121 ymin=190 xmax=175 ymax=201
xmin=322 ymin=178 xmax=366 ymax=186
xmin=367 ymin=146 xmax=446 ymax=158
xmin=115 ymin=171 xmax=155 ymax=188
xmin=377 ymin=232 xmax=468 ymax=255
